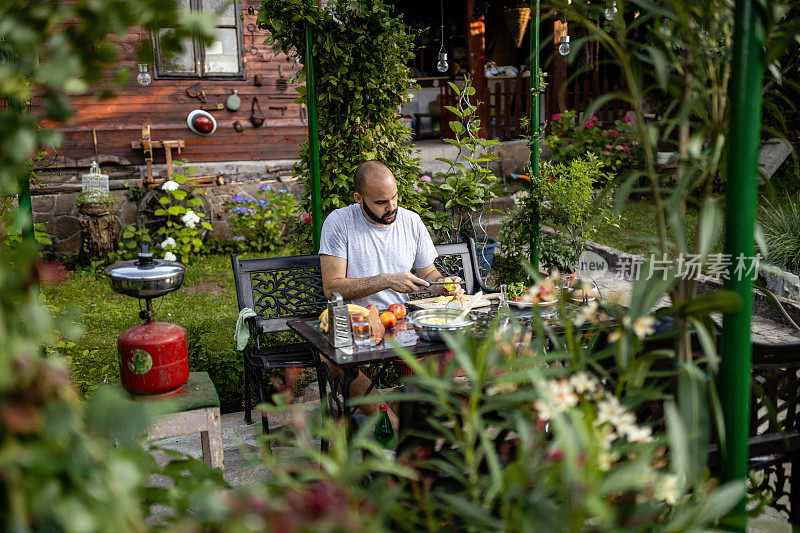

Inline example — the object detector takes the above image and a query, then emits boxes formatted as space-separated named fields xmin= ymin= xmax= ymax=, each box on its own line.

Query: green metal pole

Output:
xmin=305 ymin=19 xmax=322 ymax=253
xmin=720 ymin=0 xmax=764 ymax=528
xmin=529 ymin=0 xmax=540 ymax=271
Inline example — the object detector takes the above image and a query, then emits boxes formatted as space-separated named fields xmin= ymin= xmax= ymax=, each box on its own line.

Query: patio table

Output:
xmin=287 ymin=302 xmax=607 ymax=430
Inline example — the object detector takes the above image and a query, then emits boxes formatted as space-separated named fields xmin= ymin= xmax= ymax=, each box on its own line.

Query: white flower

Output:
xmin=620 ymin=423 xmax=653 ymax=443
xmin=623 ymin=315 xmax=656 ymax=339
xmin=160 ymin=237 xmax=176 ymax=250
xmin=569 ymin=372 xmax=597 ymax=396
xmin=654 ymin=474 xmax=681 ymax=505
xmin=573 ymin=300 xmax=599 ymax=326
xmin=534 ymin=399 xmax=555 ymax=421
xmin=161 ymin=180 xmax=179 ymax=192
xmin=544 ymin=379 xmax=578 ymax=409
xmin=595 ymin=396 xmax=630 ymax=428
xmin=182 ymin=209 xmax=201 ymax=229
xmin=598 ymin=451 xmax=618 ymax=472
xmin=164 ymin=251 xmax=177 ymax=261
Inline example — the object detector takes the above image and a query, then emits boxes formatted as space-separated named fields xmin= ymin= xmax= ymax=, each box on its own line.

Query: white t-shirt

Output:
xmin=318 ymin=204 xmax=437 ymax=309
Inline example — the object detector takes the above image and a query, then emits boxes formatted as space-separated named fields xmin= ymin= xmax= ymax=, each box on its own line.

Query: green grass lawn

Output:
xmin=43 ymin=253 xmax=245 ymax=406
xmin=579 ymin=198 xmax=702 ymax=257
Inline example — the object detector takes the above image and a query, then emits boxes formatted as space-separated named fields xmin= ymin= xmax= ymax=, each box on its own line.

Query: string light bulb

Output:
xmin=558 ymin=36 xmax=571 ymax=56
xmin=604 ymin=2 xmax=618 ymax=21
xmin=136 ymin=64 xmax=152 ymax=86
xmin=436 ymin=0 xmax=448 ymax=73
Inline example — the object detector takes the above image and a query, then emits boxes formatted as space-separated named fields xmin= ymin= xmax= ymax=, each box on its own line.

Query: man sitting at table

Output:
xmin=319 ymin=159 xmax=462 ymax=430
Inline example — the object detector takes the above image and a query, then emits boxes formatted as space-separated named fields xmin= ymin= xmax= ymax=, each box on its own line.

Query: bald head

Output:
xmin=354 ymin=160 xmax=395 ymax=195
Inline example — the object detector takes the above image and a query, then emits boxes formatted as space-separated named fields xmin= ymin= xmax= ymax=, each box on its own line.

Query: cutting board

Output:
xmin=407 ymin=293 xmax=497 ymax=310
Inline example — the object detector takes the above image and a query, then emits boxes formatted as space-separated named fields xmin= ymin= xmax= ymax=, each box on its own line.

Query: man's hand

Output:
xmin=383 ymin=272 xmax=430 ymax=294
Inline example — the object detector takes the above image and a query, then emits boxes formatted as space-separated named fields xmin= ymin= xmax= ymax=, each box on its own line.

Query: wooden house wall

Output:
xmin=34 ymin=0 xmax=307 ymax=174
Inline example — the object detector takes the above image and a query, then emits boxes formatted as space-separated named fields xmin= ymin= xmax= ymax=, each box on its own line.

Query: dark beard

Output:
xmin=363 ymin=202 xmax=398 ymax=225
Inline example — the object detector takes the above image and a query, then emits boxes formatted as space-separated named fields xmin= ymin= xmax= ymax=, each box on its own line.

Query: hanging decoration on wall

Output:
xmin=604 ymin=1 xmax=618 ymax=20
xmin=558 ymin=13 xmax=571 ymax=56
xmin=225 ymin=89 xmax=241 ymax=111
xmin=436 ymin=0 xmax=449 ymax=73
xmin=503 ymin=2 xmax=531 ymax=48
xmin=186 ymin=110 xmax=217 ymax=135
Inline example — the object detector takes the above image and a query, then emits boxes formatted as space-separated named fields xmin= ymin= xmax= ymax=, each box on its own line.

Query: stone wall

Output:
xmin=34 ymin=159 xmax=304 ymax=257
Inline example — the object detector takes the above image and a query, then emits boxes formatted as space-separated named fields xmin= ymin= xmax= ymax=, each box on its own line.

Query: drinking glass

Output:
xmin=350 ymin=314 xmax=373 ymax=347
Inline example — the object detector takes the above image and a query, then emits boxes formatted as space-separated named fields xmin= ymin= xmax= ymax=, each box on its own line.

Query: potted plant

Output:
xmin=419 ymin=76 xmax=502 ymax=275
xmin=75 ymin=191 xmax=116 ymax=216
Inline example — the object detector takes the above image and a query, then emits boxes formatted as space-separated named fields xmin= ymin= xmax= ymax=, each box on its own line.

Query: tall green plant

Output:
xmin=257 ymin=0 xmax=429 ymax=247
xmin=419 ymin=77 xmax=501 ymax=243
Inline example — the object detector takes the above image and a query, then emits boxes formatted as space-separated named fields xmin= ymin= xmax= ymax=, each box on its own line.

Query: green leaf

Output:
xmin=684 ymin=291 xmax=743 ymax=316
xmin=171 ymin=189 xmax=187 ymax=200
xmin=676 ymin=363 xmax=710 ymax=484
xmin=158 ymin=196 xmax=169 ymax=205
xmin=696 ymin=198 xmax=721 ymax=259
xmin=167 ymin=205 xmax=182 ymax=216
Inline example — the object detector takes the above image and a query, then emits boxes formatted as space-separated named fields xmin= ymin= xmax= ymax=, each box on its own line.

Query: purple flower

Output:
xmin=420 ymin=175 xmax=432 ymax=182
xmin=278 ymin=188 xmax=287 ymax=193
xmin=413 ymin=184 xmax=422 ymax=192
xmin=584 ymin=121 xmax=594 ymax=129
xmin=258 ymin=184 xmax=270 ymax=191
xmin=233 ymin=235 xmax=244 ymax=241
xmin=257 ymin=198 xmax=269 ymax=207
xmin=551 ymin=113 xmax=561 ymax=120
xmin=623 ymin=115 xmax=632 ymax=123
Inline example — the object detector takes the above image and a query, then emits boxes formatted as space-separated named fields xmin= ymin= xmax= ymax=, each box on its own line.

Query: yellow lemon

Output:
xmin=443 ymin=277 xmax=456 ymax=292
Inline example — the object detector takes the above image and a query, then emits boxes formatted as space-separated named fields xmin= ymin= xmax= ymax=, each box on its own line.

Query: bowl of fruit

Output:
xmin=510 ymin=279 xmax=559 ymax=316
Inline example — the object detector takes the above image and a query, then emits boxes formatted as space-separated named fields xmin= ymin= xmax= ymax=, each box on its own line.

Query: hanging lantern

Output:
xmin=503 ymin=4 xmax=531 ymax=48
xmin=186 ymin=110 xmax=217 ymax=136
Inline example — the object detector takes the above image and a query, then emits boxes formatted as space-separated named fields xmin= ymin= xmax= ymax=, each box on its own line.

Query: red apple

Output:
xmin=388 ymin=303 xmax=407 ymax=320
xmin=379 ymin=311 xmax=397 ymax=329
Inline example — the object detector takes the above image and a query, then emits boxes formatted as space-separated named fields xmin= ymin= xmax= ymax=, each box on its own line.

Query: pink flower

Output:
xmin=631 ymin=140 xmax=639 ymax=146
xmin=605 ymin=144 xmax=613 ymax=149
xmin=591 ymin=116 xmax=599 ymax=122
xmin=623 ymin=115 xmax=632 ymax=122
xmin=623 ymin=146 xmax=630 ymax=153
xmin=420 ymin=175 xmax=432 ymax=182
xmin=412 ymin=184 xmax=422 ymax=192
xmin=584 ymin=121 xmax=594 ymax=129
xmin=552 ymin=113 xmax=561 ymax=120
xmin=609 ymin=130 xmax=618 ymax=136
xmin=602 ymin=150 xmax=611 ymax=155
xmin=601 ymin=131 xmax=608 ymax=136
xmin=615 ymin=145 xmax=624 ymax=150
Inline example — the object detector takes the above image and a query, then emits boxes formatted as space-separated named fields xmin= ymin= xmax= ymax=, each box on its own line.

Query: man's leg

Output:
xmin=323 ymin=359 xmax=399 ymax=433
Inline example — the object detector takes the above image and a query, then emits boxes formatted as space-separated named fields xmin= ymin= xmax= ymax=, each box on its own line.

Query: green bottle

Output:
xmin=374 ymin=404 xmax=396 ymax=451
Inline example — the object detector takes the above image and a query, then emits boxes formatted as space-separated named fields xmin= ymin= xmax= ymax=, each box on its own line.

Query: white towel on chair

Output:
xmin=235 ymin=307 xmax=258 ymax=350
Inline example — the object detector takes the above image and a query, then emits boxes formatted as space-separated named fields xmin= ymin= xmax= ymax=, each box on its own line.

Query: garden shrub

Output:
xmin=257 ymin=0 xmax=431 ymax=248
xmin=226 ymin=186 xmax=299 ymax=254
xmin=496 ymin=154 xmax=618 ymax=280
xmin=760 ymin=195 xmax=800 ymax=272
xmin=545 ymin=110 xmax=642 ymax=174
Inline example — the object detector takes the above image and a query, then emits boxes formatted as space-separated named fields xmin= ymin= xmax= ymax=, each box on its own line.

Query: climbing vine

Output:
xmin=256 ymin=0 xmax=428 ymax=246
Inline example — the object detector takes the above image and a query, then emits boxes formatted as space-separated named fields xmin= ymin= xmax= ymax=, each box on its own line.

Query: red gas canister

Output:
xmin=118 ymin=321 xmax=189 ymax=397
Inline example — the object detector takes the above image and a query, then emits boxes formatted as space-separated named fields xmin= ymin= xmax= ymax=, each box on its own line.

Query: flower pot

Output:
xmin=475 ymin=238 xmax=498 ymax=279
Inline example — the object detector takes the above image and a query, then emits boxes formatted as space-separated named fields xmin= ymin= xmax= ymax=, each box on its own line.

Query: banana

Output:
xmin=318 ymin=304 xmax=371 ymax=333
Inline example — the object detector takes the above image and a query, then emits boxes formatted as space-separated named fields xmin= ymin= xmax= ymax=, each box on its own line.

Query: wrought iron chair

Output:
xmin=744 ymin=341 xmax=800 ymax=522
xmin=231 ymin=254 xmax=329 ymax=434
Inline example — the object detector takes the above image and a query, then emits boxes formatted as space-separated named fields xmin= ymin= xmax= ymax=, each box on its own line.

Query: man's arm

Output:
xmin=415 ymin=264 xmax=464 ymax=296
xmin=320 ymin=255 xmax=431 ymax=300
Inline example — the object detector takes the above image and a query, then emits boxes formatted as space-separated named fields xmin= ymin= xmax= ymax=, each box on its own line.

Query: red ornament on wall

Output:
xmin=186 ymin=110 xmax=217 ymax=135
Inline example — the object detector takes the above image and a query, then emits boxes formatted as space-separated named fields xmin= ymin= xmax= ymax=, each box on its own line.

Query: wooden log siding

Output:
xmin=32 ymin=1 xmax=307 ymax=173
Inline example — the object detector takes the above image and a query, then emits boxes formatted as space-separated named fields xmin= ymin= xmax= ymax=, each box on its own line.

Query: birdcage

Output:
xmin=80 ymin=161 xmax=109 ymax=201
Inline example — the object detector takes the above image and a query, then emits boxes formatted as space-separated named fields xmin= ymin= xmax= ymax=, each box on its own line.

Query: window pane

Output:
xmin=202 ymin=0 xmax=235 ymax=25
xmin=158 ymin=29 xmax=196 ymax=73
xmin=204 ymin=28 xmax=239 ymax=73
